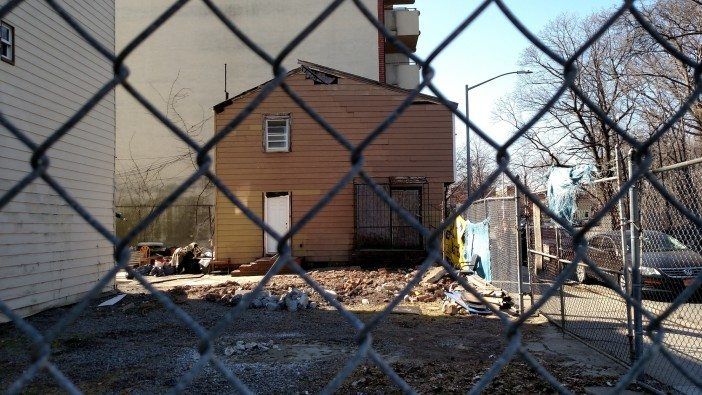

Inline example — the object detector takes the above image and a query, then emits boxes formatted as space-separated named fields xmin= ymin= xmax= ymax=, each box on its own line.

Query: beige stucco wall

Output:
xmin=115 ymin=0 xmax=380 ymax=189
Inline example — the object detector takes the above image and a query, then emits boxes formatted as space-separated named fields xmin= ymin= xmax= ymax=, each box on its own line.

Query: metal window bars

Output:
xmin=0 ymin=0 xmax=701 ymax=393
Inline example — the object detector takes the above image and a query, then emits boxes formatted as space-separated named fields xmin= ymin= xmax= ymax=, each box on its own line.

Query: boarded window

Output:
xmin=391 ymin=188 xmax=423 ymax=249
xmin=355 ymin=184 xmax=423 ymax=250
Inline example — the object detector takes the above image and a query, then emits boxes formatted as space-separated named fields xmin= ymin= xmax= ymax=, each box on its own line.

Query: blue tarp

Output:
xmin=462 ymin=218 xmax=491 ymax=281
xmin=547 ymin=165 xmax=595 ymax=224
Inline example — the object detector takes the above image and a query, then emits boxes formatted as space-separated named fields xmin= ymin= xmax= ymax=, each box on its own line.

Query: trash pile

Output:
xmin=126 ymin=242 xmax=212 ymax=279
xmin=442 ymin=274 xmax=513 ymax=316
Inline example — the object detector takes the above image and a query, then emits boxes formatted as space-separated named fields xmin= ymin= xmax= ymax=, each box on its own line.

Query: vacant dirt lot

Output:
xmin=0 ymin=271 xmax=635 ymax=394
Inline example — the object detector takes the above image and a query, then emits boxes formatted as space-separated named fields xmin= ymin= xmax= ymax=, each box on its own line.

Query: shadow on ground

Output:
xmin=0 ymin=291 xmax=642 ymax=394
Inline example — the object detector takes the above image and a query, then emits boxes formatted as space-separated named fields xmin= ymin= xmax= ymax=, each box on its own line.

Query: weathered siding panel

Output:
xmin=215 ymin=70 xmax=453 ymax=264
xmin=0 ymin=0 xmax=116 ymax=321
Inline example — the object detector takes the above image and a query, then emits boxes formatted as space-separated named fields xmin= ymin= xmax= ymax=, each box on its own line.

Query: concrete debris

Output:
xmin=224 ymin=340 xmax=276 ymax=356
xmin=442 ymin=299 xmax=460 ymax=315
xmin=174 ymin=267 xmax=461 ymax=307
xmin=179 ymin=283 xmax=316 ymax=312
xmin=391 ymin=305 xmax=422 ymax=315
xmin=323 ymin=289 xmax=338 ymax=300
xmin=421 ymin=266 xmax=448 ymax=285
xmin=98 ymin=294 xmax=126 ymax=307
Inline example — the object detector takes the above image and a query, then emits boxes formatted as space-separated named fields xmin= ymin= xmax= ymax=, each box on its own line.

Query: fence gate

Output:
xmin=526 ymin=156 xmax=702 ymax=393
xmin=465 ymin=194 xmax=522 ymax=295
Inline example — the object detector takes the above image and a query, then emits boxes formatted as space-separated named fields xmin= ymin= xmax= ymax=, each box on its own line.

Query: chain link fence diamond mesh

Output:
xmin=464 ymin=192 xmax=521 ymax=295
xmin=637 ymin=159 xmax=702 ymax=392
xmin=527 ymin=158 xmax=702 ymax=392
xmin=1 ymin=0 xmax=702 ymax=393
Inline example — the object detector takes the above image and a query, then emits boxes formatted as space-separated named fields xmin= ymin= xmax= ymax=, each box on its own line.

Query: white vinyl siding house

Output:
xmin=0 ymin=0 xmax=116 ymax=321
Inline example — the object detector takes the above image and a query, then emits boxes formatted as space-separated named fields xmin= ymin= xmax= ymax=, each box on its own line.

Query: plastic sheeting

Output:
xmin=547 ymin=165 xmax=595 ymax=224
xmin=463 ymin=218 xmax=492 ymax=282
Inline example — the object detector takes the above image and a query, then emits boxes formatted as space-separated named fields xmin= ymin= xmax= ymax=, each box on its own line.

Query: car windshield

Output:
xmin=641 ymin=233 xmax=688 ymax=252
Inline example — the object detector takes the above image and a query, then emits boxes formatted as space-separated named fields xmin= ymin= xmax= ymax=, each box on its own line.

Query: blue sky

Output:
xmin=414 ymin=0 xmax=622 ymax=148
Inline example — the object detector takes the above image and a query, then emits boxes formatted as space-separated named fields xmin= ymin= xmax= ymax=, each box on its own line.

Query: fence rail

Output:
xmin=1 ymin=0 xmax=701 ymax=393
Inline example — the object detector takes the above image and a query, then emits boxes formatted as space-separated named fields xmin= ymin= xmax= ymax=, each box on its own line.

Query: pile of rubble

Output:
xmin=173 ymin=266 xmax=514 ymax=316
xmin=442 ymin=274 xmax=514 ymax=316
xmin=126 ymin=242 xmax=212 ymax=279
xmin=243 ymin=288 xmax=316 ymax=312
xmin=224 ymin=340 xmax=279 ymax=356
xmin=264 ymin=267 xmax=454 ymax=305
xmin=174 ymin=267 xmax=456 ymax=307
xmin=175 ymin=283 xmax=317 ymax=311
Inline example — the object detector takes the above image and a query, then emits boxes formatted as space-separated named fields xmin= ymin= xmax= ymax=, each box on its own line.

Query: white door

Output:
xmin=264 ymin=193 xmax=290 ymax=255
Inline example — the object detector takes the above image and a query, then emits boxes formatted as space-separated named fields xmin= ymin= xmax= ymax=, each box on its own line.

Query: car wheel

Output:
xmin=575 ymin=265 xmax=587 ymax=284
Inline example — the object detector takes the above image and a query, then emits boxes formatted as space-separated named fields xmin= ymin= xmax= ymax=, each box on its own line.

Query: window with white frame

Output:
xmin=264 ymin=115 xmax=290 ymax=152
xmin=1 ymin=21 xmax=14 ymax=65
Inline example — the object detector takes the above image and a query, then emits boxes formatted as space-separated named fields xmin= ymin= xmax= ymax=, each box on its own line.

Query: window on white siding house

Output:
xmin=1 ymin=21 xmax=14 ymax=65
xmin=265 ymin=116 xmax=290 ymax=152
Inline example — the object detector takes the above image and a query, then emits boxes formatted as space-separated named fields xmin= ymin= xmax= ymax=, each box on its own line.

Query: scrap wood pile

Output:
xmin=126 ymin=242 xmax=213 ymax=278
xmin=443 ymin=274 xmax=513 ymax=316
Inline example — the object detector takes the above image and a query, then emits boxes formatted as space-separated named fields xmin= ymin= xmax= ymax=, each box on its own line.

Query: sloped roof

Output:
xmin=213 ymin=60 xmax=456 ymax=114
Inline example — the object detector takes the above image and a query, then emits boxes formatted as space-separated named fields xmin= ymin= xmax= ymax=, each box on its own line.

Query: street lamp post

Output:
xmin=465 ymin=70 xmax=532 ymax=197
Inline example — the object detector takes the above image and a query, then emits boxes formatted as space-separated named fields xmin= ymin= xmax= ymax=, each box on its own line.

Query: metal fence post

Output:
xmin=556 ymin=224 xmax=566 ymax=332
xmin=515 ymin=179 xmax=524 ymax=314
xmin=628 ymin=150 xmax=643 ymax=365
xmin=616 ymin=146 xmax=635 ymax=362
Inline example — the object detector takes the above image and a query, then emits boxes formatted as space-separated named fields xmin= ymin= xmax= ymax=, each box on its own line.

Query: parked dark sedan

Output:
xmin=579 ymin=230 xmax=702 ymax=296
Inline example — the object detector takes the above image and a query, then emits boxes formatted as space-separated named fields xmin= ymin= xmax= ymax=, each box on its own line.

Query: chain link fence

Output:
xmin=637 ymin=158 xmax=702 ymax=391
xmin=464 ymin=192 xmax=521 ymax=296
xmin=527 ymin=156 xmax=702 ymax=392
xmin=527 ymin=174 xmax=636 ymax=368
xmin=2 ymin=0 xmax=702 ymax=393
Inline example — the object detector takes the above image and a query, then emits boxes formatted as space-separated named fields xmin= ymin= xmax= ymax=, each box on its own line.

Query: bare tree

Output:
xmin=495 ymin=11 xmax=640 ymax=226
xmin=116 ymin=71 xmax=214 ymax=244
xmin=624 ymin=0 xmax=702 ymax=165
xmin=447 ymin=139 xmax=497 ymax=208
xmin=494 ymin=0 xmax=702 ymax=225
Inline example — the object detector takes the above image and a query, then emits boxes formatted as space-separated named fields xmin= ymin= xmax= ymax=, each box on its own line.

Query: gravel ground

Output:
xmin=0 ymin=278 xmax=642 ymax=394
